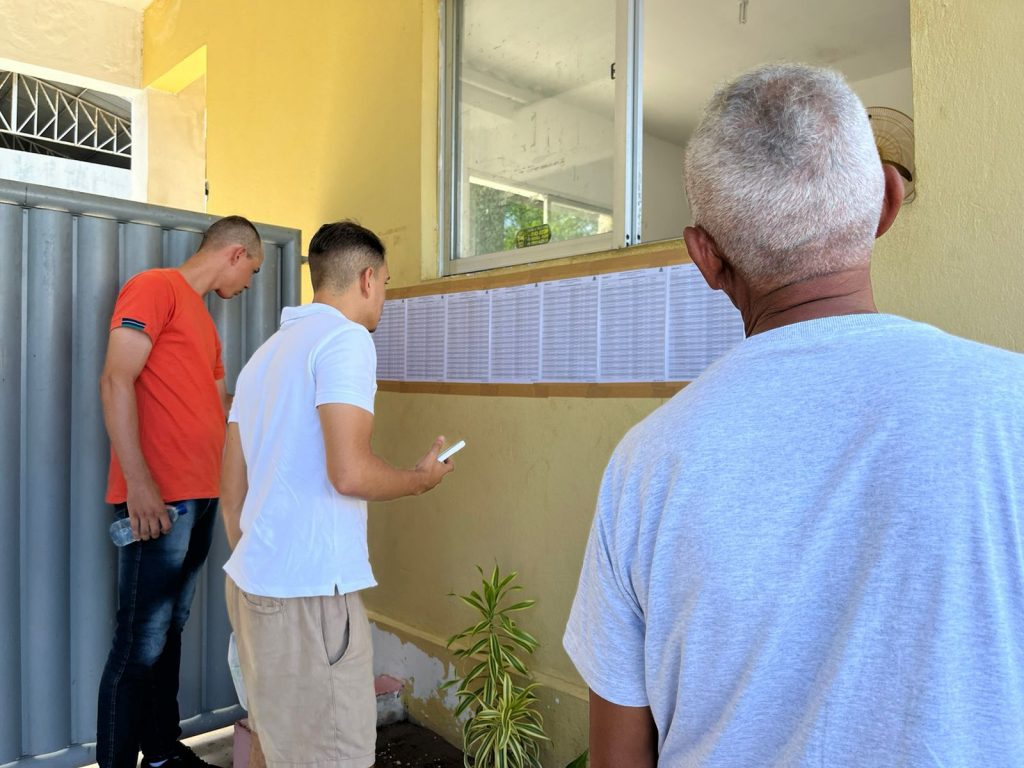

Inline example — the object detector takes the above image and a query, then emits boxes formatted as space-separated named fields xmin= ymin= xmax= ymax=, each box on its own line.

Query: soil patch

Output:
xmin=376 ymin=721 xmax=464 ymax=767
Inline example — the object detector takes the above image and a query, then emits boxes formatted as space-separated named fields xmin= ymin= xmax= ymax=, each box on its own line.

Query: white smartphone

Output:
xmin=437 ymin=439 xmax=466 ymax=463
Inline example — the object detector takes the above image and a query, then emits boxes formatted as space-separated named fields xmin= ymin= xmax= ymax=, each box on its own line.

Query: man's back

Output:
xmin=225 ymin=303 xmax=378 ymax=598
xmin=565 ymin=314 xmax=1024 ymax=765
xmin=105 ymin=268 xmax=225 ymax=504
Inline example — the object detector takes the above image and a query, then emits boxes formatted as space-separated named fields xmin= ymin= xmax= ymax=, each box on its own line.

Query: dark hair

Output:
xmin=308 ymin=220 xmax=386 ymax=291
xmin=199 ymin=215 xmax=261 ymax=253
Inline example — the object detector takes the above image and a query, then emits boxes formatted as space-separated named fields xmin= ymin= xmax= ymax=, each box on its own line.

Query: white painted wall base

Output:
xmin=370 ymin=622 xmax=464 ymax=717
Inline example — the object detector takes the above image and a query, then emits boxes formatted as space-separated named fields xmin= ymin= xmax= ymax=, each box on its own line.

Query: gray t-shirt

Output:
xmin=564 ymin=314 xmax=1024 ymax=766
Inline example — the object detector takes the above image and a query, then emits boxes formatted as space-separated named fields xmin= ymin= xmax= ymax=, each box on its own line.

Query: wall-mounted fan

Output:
xmin=868 ymin=106 xmax=915 ymax=203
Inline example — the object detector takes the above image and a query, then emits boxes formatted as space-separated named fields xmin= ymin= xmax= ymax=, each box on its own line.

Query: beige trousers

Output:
xmin=225 ymin=578 xmax=376 ymax=768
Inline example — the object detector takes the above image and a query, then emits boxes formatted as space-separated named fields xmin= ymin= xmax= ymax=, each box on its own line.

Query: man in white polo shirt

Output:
xmin=219 ymin=220 xmax=454 ymax=768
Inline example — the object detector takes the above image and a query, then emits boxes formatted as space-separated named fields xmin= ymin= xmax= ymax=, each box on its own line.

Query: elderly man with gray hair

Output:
xmin=564 ymin=63 xmax=1024 ymax=766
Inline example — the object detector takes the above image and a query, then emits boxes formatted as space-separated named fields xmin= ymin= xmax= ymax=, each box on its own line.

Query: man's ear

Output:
xmin=684 ymin=226 xmax=727 ymax=291
xmin=359 ymin=266 xmax=374 ymax=297
xmin=876 ymin=162 xmax=905 ymax=238
xmin=227 ymin=244 xmax=246 ymax=265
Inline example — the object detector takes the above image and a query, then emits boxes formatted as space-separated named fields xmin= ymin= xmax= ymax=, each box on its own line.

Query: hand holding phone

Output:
xmin=413 ymin=436 xmax=455 ymax=493
xmin=437 ymin=439 xmax=466 ymax=462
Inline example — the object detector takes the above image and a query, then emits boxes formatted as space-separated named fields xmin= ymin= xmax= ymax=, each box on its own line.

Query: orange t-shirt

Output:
xmin=105 ymin=269 xmax=226 ymax=504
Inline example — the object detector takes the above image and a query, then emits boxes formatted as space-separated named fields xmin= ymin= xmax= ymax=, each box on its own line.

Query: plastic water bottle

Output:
xmin=109 ymin=504 xmax=180 ymax=547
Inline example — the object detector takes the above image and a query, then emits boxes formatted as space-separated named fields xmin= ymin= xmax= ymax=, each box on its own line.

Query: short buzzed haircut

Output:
xmin=199 ymin=215 xmax=261 ymax=253
xmin=308 ymin=220 xmax=386 ymax=292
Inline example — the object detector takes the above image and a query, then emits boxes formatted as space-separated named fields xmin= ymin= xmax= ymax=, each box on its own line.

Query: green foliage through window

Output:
xmin=465 ymin=182 xmax=612 ymax=258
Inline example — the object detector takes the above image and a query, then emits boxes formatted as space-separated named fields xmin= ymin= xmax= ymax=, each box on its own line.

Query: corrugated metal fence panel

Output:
xmin=0 ymin=203 xmax=24 ymax=765
xmin=0 ymin=180 xmax=302 ymax=768
xmin=24 ymin=208 xmax=75 ymax=755
xmin=69 ymin=216 xmax=120 ymax=748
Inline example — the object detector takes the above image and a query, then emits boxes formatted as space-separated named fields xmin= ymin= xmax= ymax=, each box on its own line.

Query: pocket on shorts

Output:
xmin=322 ymin=592 xmax=370 ymax=668
xmin=321 ymin=593 xmax=352 ymax=666
xmin=240 ymin=589 xmax=284 ymax=615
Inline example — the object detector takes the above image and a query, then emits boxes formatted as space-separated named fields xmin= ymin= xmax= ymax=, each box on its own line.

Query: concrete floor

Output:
xmin=77 ymin=722 xmax=462 ymax=768
xmin=78 ymin=726 xmax=236 ymax=768
xmin=181 ymin=726 xmax=235 ymax=768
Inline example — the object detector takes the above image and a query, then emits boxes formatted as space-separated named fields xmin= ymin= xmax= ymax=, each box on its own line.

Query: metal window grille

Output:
xmin=0 ymin=72 xmax=132 ymax=168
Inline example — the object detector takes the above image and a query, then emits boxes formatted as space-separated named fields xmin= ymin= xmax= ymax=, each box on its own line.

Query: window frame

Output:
xmin=438 ymin=0 xmax=643 ymax=276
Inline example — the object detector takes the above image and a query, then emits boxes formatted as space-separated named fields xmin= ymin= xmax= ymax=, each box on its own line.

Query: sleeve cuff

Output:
xmin=315 ymin=391 xmax=375 ymax=414
xmin=562 ymin=627 xmax=650 ymax=708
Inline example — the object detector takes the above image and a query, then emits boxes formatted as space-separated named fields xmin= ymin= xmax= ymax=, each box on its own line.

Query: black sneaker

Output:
xmin=141 ymin=742 xmax=223 ymax=768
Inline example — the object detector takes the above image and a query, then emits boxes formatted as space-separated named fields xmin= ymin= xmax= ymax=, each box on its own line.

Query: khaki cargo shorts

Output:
xmin=225 ymin=577 xmax=376 ymax=768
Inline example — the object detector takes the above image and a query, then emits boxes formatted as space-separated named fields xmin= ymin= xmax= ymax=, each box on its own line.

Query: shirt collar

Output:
xmin=280 ymin=302 xmax=347 ymax=325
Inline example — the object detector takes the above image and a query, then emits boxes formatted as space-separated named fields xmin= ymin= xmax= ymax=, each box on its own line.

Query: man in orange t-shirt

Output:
xmin=96 ymin=216 xmax=264 ymax=768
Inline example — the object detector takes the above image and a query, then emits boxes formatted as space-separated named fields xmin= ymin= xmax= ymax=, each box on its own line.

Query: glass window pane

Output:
xmin=466 ymin=179 xmax=544 ymax=256
xmin=549 ymin=200 xmax=613 ymax=241
xmin=640 ymin=0 xmax=913 ymax=243
xmin=456 ymin=0 xmax=616 ymax=260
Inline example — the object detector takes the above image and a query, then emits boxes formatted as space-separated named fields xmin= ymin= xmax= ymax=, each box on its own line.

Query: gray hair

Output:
xmin=684 ymin=63 xmax=884 ymax=288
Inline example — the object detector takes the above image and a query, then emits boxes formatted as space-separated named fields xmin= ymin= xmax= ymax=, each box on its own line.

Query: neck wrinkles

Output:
xmin=743 ymin=266 xmax=877 ymax=336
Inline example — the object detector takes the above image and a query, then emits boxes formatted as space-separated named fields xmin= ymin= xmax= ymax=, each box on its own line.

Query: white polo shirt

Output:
xmin=224 ymin=303 xmax=378 ymax=598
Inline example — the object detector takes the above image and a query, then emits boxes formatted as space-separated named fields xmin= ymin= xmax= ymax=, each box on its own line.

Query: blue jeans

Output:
xmin=96 ymin=498 xmax=218 ymax=768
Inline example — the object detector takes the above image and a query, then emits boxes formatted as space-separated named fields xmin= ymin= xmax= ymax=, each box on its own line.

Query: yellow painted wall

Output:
xmin=143 ymin=0 xmax=439 ymax=300
xmin=146 ymin=75 xmax=207 ymax=211
xmin=0 ymin=0 xmax=141 ymax=87
xmin=872 ymin=0 xmax=1024 ymax=351
xmin=367 ymin=394 xmax=659 ymax=759
xmin=143 ymin=0 xmax=1024 ymax=764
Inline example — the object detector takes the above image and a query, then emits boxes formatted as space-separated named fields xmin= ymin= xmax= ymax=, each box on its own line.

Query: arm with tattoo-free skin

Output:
xmin=588 ymin=690 xmax=658 ymax=768
xmin=99 ymin=328 xmax=173 ymax=541
xmin=216 ymin=378 xmax=232 ymax=419
xmin=319 ymin=403 xmax=453 ymax=501
xmin=219 ymin=423 xmax=247 ymax=550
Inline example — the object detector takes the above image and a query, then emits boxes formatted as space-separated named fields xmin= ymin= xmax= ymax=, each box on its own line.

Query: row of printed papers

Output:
xmin=373 ymin=264 xmax=745 ymax=383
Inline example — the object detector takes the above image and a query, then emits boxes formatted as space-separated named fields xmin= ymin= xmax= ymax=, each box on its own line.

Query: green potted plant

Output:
xmin=442 ymin=565 xmax=547 ymax=768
